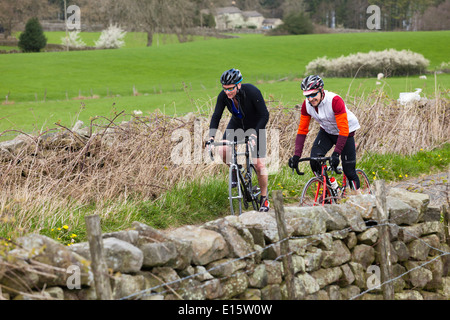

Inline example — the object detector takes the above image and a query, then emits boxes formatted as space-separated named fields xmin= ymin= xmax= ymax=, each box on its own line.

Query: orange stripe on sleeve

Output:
xmin=335 ymin=113 xmax=349 ymax=137
xmin=297 ymin=114 xmax=311 ymax=135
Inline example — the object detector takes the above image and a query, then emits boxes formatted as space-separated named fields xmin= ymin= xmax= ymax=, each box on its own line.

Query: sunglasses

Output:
xmin=305 ymin=91 xmax=320 ymax=99
xmin=223 ymin=84 xmax=237 ymax=92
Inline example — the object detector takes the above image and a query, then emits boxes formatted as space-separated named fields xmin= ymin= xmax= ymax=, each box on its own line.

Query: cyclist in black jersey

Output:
xmin=208 ymin=68 xmax=270 ymax=212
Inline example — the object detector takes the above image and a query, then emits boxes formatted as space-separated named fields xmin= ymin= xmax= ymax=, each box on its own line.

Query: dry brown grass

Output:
xmin=0 ymin=93 xmax=448 ymax=236
xmin=348 ymin=93 xmax=449 ymax=155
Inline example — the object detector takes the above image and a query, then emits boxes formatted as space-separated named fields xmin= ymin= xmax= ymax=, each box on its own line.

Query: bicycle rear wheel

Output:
xmin=342 ymin=169 xmax=372 ymax=197
xmin=229 ymin=166 xmax=243 ymax=215
xmin=247 ymin=164 xmax=261 ymax=211
xmin=356 ymin=169 xmax=371 ymax=194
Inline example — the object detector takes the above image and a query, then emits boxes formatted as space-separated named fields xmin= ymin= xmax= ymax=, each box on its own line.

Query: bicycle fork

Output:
xmin=318 ymin=167 xmax=340 ymax=205
xmin=229 ymin=163 xmax=243 ymax=215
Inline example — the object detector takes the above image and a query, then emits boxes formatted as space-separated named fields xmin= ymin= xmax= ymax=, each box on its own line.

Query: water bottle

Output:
xmin=329 ymin=177 xmax=339 ymax=191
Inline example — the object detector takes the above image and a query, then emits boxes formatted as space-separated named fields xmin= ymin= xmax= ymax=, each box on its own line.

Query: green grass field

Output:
xmin=1 ymin=30 xmax=450 ymax=242
xmin=44 ymin=31 xmax=215 ymax=48
xmin=1 ymin=30 xmax=449 ymax=138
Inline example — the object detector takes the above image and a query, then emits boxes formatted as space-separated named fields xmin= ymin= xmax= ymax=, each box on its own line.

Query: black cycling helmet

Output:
xmin=301 ymin=75 xmax=324 ymax=95
xmin=220 ymin=68 xmax=243 ymax=85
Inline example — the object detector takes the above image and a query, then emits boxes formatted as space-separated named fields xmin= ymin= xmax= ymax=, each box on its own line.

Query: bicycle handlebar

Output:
xmin=205 ymin=138 xmax=249 ymax=162
xmin=292 ymin=156 xmax=342 ymax=175
xmin=206 ymin=140 xmax=247 ymax=147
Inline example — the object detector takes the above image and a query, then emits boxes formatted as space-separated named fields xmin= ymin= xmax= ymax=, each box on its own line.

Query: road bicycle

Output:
xmin=206 ymin=136 xmax=261 ymax=215
xmin=291 ymin=156 xmax=371 ymax=206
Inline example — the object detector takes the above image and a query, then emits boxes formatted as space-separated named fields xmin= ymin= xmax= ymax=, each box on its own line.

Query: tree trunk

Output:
xmin=146 ymin=31 xmax=153 ymax=47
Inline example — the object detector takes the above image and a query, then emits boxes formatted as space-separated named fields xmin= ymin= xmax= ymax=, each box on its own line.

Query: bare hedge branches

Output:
xmin=0 ymin=95 xmax=448 ymax=237
xmin=305 ymin=49 xmax=430 ymax=77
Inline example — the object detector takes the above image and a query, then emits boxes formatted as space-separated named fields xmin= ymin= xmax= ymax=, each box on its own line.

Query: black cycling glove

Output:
xmin=289 ymin=155 xmax=300 ymax=169
xmin=330 ymin=151 xmax=340 ymax=168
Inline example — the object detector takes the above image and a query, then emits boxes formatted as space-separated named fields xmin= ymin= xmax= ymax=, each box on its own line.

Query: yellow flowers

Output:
xmin=0 ymin=238 xmax=13 ymax=249
xmin=372 ymin=171 xmax=377 ymax=181
xmin=50 ymin=224 xmax=78 ymax=246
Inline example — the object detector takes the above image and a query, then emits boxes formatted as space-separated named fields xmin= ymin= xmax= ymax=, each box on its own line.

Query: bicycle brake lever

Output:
xmin=206 ymin=143 xmax=214 ymax=162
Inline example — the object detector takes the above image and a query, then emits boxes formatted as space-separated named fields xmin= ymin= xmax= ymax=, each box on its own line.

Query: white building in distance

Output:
xmin=203 ymin=6 xmax=282 ymax=30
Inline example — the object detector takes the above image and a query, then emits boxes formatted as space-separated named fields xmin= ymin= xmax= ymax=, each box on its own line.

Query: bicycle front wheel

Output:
xmin=229 ymin=166 xmax=243 ymax=215
xmin=300 ymin=177 xmax=325 ymax=206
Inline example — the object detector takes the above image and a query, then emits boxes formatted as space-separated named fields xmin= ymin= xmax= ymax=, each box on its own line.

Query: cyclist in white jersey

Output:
xmin=289 ymin=75 xmax=361 ymax=190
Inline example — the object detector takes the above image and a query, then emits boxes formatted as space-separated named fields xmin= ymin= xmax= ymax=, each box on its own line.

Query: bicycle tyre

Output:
xmin=241 ymin=172 xmax=250 ymax=211
xmin=341 ymin=169 xmax=372 ymax=198
xmin=356 ymin=169 xmax=372 ymax=194
xmin=229 ymin=166 xmax=243 ymax=215
xmin=248 ymin=164 xmax=261 ymax=211
xmin=300 ymin=177 xmax=324 ymax=206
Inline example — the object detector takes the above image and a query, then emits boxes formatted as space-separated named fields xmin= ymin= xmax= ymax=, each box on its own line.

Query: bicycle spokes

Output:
xmin=300 ymin=177 xmax=323 ymax=206
xmin=229 ymin=166 xmax=243 ymax=215
xmin=248 ymin=165 xmax=261 ymax=211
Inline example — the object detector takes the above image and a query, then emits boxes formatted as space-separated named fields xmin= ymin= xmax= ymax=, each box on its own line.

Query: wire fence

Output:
xmin=1 ymin=181 xmax=446 ymax=301
xmin=117 ymin=194 xmax=450 ymax=300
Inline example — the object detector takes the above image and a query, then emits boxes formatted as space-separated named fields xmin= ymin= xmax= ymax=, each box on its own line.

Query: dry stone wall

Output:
xmin=0 ymin=189 xmax=449 ymax=300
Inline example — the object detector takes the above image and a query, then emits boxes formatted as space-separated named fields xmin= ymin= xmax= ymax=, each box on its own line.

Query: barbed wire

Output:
xmin=119 ymin=203 xmax=450 ymax=300
xmin=349 ymin=252 xmax=450 ymax=300
xmin=2 ymin=192 xmax=445 ymax=300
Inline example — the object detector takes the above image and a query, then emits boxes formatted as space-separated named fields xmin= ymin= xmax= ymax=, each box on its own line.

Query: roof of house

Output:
xmin=215 ymin=7 xmax=242 ymax=15
xmin=242 ymin=11 xmax=263 ymax=18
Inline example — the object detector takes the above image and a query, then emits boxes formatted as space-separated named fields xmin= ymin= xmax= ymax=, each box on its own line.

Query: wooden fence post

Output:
xmin=273 ymin=190 xmax=296 ymax=300
xmin=85 ymin=215 xmax=112 ymax=300
xmin=374 ymin=180 xmax=395 ymax=300
xmin=443 ymin=205 xmax=449 ymax=246
xmin=444 ymin=169 xmax=450 ymax=246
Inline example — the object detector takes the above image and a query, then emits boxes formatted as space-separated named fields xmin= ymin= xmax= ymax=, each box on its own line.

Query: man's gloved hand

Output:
xmin=289 ymin=155 xmax=300 ymax=169
xmin=205 ymin=137 xmax=214 ymax=147
xmin=330 ymin=151 xmax=340 ymax=168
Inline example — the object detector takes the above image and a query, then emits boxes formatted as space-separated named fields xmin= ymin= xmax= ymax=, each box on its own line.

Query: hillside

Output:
xmin=1 ymin=30 xmax=449 ymax=138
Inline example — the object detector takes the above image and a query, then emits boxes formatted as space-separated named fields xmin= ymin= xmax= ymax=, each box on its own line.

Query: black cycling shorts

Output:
xmin=310 ymin=129 xmax=360 ymax=189
xmin=222 ymin=119 xmax=267 ymax=159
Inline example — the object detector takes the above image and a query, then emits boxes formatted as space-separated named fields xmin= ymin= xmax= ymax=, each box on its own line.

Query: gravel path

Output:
xmin=388 ymin=170 xmax=449 ymax=207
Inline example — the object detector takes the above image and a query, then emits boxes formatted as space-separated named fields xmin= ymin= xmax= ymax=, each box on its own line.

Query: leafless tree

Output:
xmin=411 ymin=0 xmax=450 ymax=31
xmin=77 ymin=0 xmax=204 ymax=46
xmin=128 ymin=0 xmax=202 ymax=46
xmin=0 ymin=0 xmax=58 ymax=38
xmin=168 ymin=0 xmax=197 ymax=43
xmin=76 ymin=0 xmax=129 ymax=28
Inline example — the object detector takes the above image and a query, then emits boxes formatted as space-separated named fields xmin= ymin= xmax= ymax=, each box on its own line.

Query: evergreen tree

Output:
xmin=278 ymin=11 xmax=314 ymax=34
xmin=18 ymin=17 xmax=47 ymax=53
